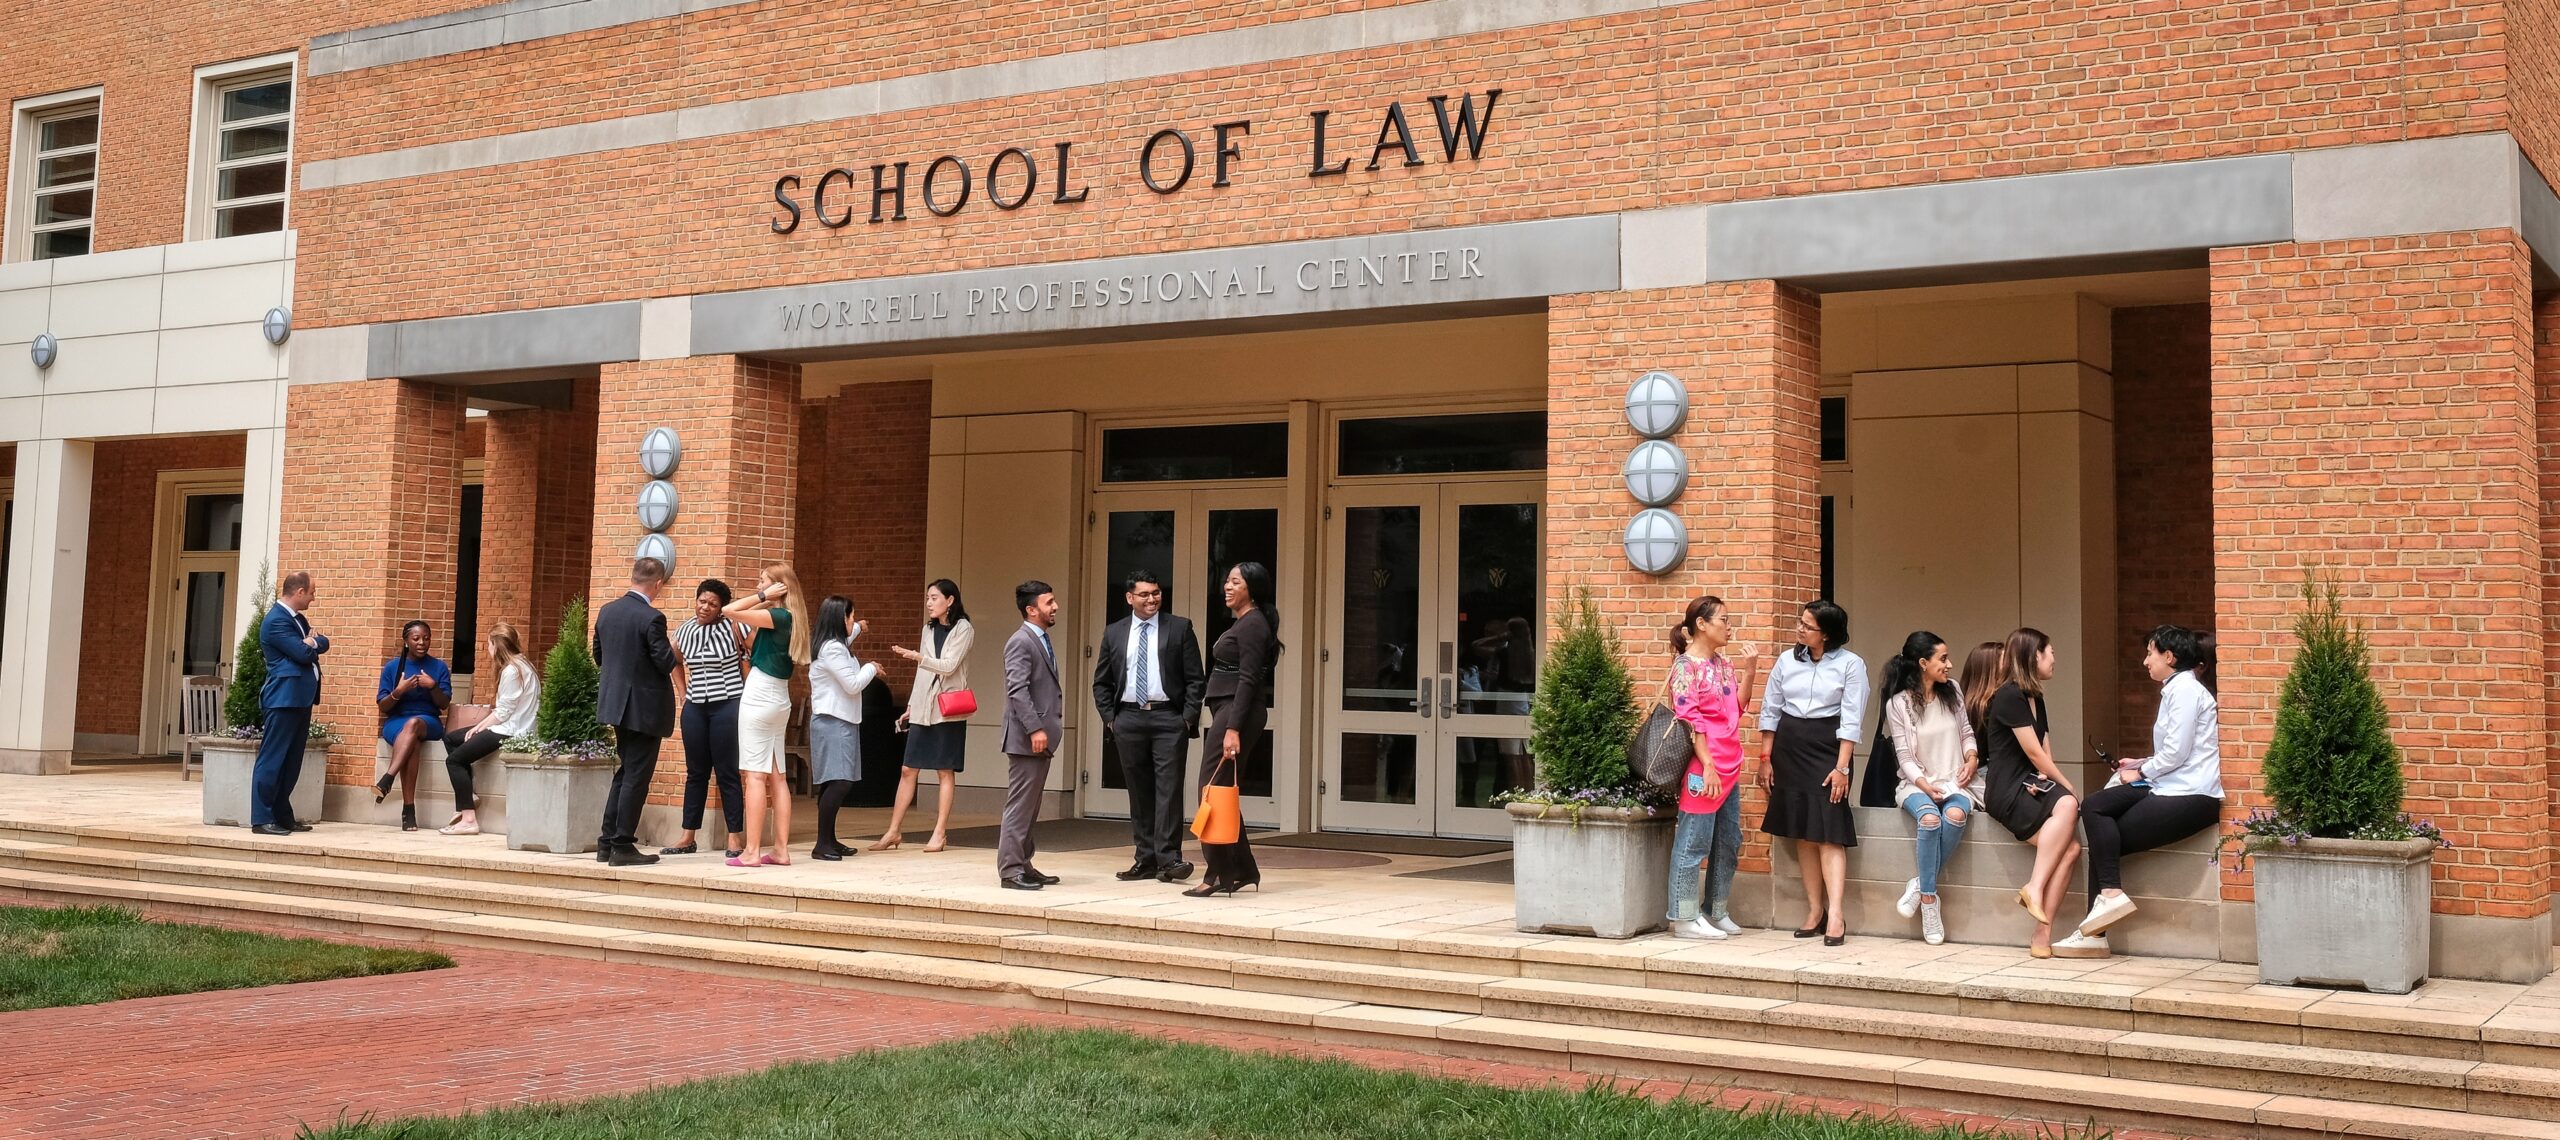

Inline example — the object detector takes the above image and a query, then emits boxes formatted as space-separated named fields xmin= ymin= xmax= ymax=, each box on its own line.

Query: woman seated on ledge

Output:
xmin=437 ymin=623 xmax=539 ymax=837
xmin=1881 ymin=631 xmax=1979 ymax=947
xmin=2050 ymin=625 xmax=2223 ymax=960
xmin=371 ymin=619 xmax=452 ymax=833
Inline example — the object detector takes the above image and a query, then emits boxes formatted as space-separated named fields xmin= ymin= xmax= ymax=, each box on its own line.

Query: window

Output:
xmin=452 ymin=484 xmax=483 ymax=674
xmin=10 ymin=93 xmax=101 ymax=261
xmin=1100 ymin=422 xmax=1288 ymax=482
xmin=1820 ymin=397 xmax=1847 ymax=464
xmin=191 ymin=57 xmax=294 ymax=239
xmin=1337 ymin=411 xmax=1545 ymax=477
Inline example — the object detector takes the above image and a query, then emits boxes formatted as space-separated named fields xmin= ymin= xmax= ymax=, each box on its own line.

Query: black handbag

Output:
xmin=1629 ymin=671 xmax=1694 ymax=788
xmin=1858 ymin=731 xmax=1901 ymax=808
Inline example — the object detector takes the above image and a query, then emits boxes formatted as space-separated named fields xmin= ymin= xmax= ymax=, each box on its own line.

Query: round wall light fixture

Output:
xmin=30 ymin=333 xmax=56 ymax=371
xmin=1623 ymin=438 xmax=1689 ymax=507
xmin=261 ymin=307 xmax=292 ymax=346
xmin=635 ymin=533 xmax=676 ymax=578
xmin=640 ymin=427 xmax=682 ymax=478
xmin=636 ymin=479 xmax=679 ymax=532
xmin=1624 ymin=508 xmax=1689 ymax=576
xmin=1625 ymin=370 xmax=1688 ymax=439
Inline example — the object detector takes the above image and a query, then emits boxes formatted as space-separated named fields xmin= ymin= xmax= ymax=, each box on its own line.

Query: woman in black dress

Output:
xmin=1187 ymin=561 xmax=1278 ymax=898
xmin=1980 ymin=627 xmax=2082 ymax=959
xmin=1755 ymin=600 xmax=1868 ymax=946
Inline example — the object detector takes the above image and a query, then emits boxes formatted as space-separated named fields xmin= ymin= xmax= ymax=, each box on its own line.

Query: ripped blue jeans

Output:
xmin=1900 ymin=790 xmax=1974 ymax=896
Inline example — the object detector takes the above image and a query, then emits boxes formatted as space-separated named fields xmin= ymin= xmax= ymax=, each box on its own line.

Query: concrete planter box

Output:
xmin=1508 ymin=801 xmax=1674 ymax=939
xmin=197 ymin=737 xmax=331 ymax=827
xmin=502 ymin=753 xmax=615 ymax=854
xmin=2253 ymin=836 xmax=2436 ymax=994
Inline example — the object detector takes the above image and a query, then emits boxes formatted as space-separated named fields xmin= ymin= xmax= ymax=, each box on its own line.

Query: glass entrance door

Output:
xmin=1322 ymin=480 xmax=1541 ymax=838
xmin=159 ymin=491 xmax=245 ymax=750
xmin=1082 ymin=488 xmax=1283 ymax=826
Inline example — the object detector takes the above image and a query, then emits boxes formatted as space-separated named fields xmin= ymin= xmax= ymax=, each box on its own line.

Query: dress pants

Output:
xmin=997 ymin=752 xmax=1050 ymax=880
xmin=599 ymin=730 xmax=663 ymax=852
xmin=1112 ymin=706 xmax=1187 ymax=869
xmin=2082 ymin=783 xmax=2223 ymax=898
xmin=250 ymin=705 xmax=312 ymax=827
xmin=679 ymin=697 xmax=745 ymax=832
xmin=440 ymin=727 xmax=511 ymax=811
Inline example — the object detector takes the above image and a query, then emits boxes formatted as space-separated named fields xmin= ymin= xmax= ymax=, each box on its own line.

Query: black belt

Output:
xmin=1124 ymin=700 xmax=1175 ymax=712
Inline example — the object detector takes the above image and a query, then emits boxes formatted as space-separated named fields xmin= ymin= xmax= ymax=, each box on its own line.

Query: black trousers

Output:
xmin=440 ymin=727 xmax=511 ymax=811
xmin=1199 ymin=697 xmax=1262 ymax=888
xmin=679 ymin=697 xmax=745 ymax=832
xmin=1112 ymin=706 xmax=1189 ymax=868
xmin=600 ymin=730 xmax=663 ymax=851
xmin=2083 ymin=783 xmax=2222 ymax=896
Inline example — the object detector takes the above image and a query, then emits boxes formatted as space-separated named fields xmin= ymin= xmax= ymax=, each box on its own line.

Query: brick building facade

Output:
xmin=6 ymin=0 xmax=2560 ymax=982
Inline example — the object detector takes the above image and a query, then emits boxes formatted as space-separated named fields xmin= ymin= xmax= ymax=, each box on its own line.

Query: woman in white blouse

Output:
xmin=436 ymin=623 xmax=540 ymax=836
xmin=2051 ymin=625 xmax=2224 ymax=958
xmin=807 ymin=595 xmax=878 ymax=861
xmin=1757 ymin=599 xmax=1868 ymax=946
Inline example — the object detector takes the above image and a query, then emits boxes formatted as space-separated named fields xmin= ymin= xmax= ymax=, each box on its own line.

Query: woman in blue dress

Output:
xmin=372 ymin=619 xmax=453 ymax=832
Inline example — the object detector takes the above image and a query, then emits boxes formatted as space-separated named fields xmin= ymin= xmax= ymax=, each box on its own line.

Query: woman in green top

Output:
xmin=724 ymin=562 xmax=810 ymax=867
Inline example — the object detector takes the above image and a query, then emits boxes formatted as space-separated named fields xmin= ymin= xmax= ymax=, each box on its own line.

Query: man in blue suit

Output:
xmin=251 ymin=571 xmax=330 ymax=836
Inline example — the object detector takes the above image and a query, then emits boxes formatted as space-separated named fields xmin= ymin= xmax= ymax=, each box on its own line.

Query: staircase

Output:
xmin=5 ymin=815 xmax=2558 ymax=1140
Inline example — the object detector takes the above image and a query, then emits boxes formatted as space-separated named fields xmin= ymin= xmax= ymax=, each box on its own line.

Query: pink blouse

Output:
xmin=1671 ymin=652 xmax=1744 ymax=813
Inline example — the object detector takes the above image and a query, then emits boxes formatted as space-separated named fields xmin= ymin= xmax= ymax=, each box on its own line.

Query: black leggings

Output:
xmin=817 ymin=780 xmax=855 ymax=851
xmin=2082 ymin=784 xmax=2221 ymax=896
xmin=680 ymin=698 xmax=745 ymax=832
xmin=441 ymin=727 xmax=510 ymax=811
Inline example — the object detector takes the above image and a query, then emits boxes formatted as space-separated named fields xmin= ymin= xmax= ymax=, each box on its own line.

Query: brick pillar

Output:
xmin=480 ymin=380 xmax=598 ymax=662
xmin=2538 ymin=291 xmax=2560 ymax=946
xmin=277 ymin=378 xmax=467 ymax=788
xmin=592 ymin=355 xmax=800 ymax=820
xmin=796 ymin=380 xmax=933 ymax=696
xmin=2211 ymin=230 xmax=2549 ymax=982
xmin=1548 ymin=284 xmax=1821 ymax=923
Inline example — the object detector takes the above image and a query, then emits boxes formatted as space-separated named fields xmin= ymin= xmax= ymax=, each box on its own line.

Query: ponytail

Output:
xmin=1671 ymin=595 xmax=1725 ymax=654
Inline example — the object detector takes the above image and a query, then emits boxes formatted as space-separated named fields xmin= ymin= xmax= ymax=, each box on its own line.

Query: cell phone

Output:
xmin=2088 ymin=738 xmax=2113 ymax=766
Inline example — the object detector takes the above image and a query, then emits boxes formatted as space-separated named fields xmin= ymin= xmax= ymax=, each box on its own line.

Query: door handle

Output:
xmin=1418 ymin=678 xmax=1433 ymax=720
xmin=1440 ymin=677 xmax=1456 ymax=719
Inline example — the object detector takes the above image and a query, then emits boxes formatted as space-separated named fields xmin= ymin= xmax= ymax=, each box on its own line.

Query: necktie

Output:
xmin=1039 ymin=631 xmax=1055 ymax=667
xmin=1135 ymin=621 xmax=1152 ymax=702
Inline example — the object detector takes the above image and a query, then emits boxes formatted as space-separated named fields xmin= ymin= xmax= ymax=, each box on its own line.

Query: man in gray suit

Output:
xmin=999 ymin=580 xmax=1064 ymax=891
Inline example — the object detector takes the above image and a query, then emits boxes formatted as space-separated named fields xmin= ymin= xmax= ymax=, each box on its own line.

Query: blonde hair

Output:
xmin=485 ymin=623 xmax=526 ymax=678
xmin=768 ymin=563 xmax=812 ymax=665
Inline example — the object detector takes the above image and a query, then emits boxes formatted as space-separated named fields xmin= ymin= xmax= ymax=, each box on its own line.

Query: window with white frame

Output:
xmin=15 ymin=99 xmax=100 ymax=260
xmin=195 ymin=63 xmax=292 ymax=239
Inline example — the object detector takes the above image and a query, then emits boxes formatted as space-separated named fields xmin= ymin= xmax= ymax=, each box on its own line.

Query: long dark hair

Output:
xmin=2004 ymin=627 xmax=2052 ymax=697
xmin=928 ymin=578 xmax=968 ymax=627
xmin=1670 ymin=595 xmax=1724 ymax=653
xmin=1959 ymin=641 xmax=2005 ymax=735
xmin=815 ymin=594 xmax=855 ymax=650
xmin=1880 ymin=631 xmax=1962 ymax=723
xmin=1231 ymin=561 xmax=1283 ymax=655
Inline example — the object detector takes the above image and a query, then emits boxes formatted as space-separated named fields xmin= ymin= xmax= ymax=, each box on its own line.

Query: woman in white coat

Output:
xmin=876 ymin=579 xmax=973 ymax=853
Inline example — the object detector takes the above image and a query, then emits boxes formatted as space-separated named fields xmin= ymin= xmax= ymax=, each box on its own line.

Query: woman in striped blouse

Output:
xmin=665 ymin=579 xmax=751 ymax=859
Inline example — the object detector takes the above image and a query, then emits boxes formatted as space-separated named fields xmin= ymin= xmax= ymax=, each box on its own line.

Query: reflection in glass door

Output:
xmin=1082 ymin=488 xmax=1283 ymax=825
xmin=1321 ymin=481 xmax=1541 ymax=838
xmin=161 ymin=490 xmax=244 ymax=750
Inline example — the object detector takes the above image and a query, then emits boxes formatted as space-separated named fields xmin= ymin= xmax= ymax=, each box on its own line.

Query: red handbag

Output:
xmin=935 ymin=689 xmax=977 ymax=719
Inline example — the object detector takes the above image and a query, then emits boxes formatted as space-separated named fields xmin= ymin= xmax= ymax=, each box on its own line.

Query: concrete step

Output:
xmin=5 ymin=839 xmax=2557 ymax=1125
xmin=11 ymin=860 xmax=2560 ymax=1140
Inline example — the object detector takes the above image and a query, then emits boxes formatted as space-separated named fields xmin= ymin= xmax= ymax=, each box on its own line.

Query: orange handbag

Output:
xmin=1191 ymin=756 xmax=1242 ymax=845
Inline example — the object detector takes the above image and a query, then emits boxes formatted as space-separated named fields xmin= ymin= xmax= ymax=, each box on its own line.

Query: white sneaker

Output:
xmin=2080 ymin=891 xmax=2138 ymax=936
xmin=2051 ymin=931 xmax=2111 ymax=959
xmin=1920 ymin=898 xmax=1945 ymax=945
xmin=1709 ymin=914 xmax=1743 ymax=936
xmin=1670 ymin=916 xmax=1729 ymax=940
xmin=1896 ymin=877 xmax=1923 ymax=919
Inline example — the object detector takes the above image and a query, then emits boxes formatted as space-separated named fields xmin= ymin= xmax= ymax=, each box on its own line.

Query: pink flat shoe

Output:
xmin=764 ymin=855 xmax=790 ymax=866
xmin=725 ymin=856 xmax=759 ymax=868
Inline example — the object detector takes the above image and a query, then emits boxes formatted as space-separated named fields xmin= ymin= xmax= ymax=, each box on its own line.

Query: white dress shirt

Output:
xmin=1121 ymin=615 xmax=1170 ymax=703
xmin=2139 ymin=668 xmax=2223 ymax=798
xmin=1757 ymin=647 xmax=1869 ymax=743
xmin=487 ymin=659 xmax=541 ymax=738
xmin=1023 ymin=621 xmax=1056 ymax=669
xmin=810 ymin=639 xmax=878 ymax=724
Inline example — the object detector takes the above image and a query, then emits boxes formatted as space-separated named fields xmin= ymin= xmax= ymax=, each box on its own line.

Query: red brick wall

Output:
xmin=588 ymin=355 xmax=800 ymax=802
xmin=276 ymin=379 xmax=466 ymax=783
xmin=291 ymin=1 xmax=2520 ymax=329
xmin=72 ymin=434 xmax=246 ymax=741
xmin=2537 ymin=293 xmax=2560 ymax=906
xmin=2209 ymin=229 xmax=2547 ymax=917
xmin=795 ymin=381 xmax=934 ymax=699
xmin=1548 ymin=283 xmax=1822 ymax=875
xmin=2111 ymin=304 xmax=2216 ymax=749
xmin=477 ymin=382 xmax=598 ymax=665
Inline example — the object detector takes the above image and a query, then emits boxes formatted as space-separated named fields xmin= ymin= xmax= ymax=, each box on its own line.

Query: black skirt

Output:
xmin=1760 ymin=713 xmax=1859 ymax=847
xmin=904 ymin=720 xmax=966 ymax=772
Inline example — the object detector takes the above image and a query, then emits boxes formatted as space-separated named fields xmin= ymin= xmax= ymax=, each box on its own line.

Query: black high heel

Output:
xmin=372 ymin=773 xmax=396 ymax=804
xmin=399 ymin=805 xmax=418 ymax=832
xmin=1793 ymin=911 xmax=1827 ymax=938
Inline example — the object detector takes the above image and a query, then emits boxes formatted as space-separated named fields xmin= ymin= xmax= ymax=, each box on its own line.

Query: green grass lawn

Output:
xmin=306 ymin=1026 xmax=2043 ymax=1140
xmin=0 ymin=905 xmax=450 ymax=1012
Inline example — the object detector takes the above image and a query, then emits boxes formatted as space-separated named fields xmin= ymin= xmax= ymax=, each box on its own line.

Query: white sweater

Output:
xmin=486 ymin=659 xmax=540 ymax=738
xmin=810 ymin=639 xmax=878 ymax=724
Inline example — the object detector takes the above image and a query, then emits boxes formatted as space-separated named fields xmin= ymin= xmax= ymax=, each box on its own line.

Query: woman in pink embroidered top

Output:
xmin=1665 ymin=594 xmax=1758 ymax=940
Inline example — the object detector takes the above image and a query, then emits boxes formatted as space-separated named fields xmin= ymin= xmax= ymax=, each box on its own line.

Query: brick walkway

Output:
xmin=0 ymin=913 xmax=2192 ymax=1140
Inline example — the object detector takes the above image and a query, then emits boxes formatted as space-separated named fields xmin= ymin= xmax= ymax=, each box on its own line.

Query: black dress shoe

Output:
xmin=1156 ymin=860 xmax=1196 ymax=883
xmin=1000 ymin=874 xmax=1045 ymax=891
xmin=811 ymin=845 xmax=847 ymax=861
xmin=1028 ymin=868 xmax=1061 ymax=885
xmin=596 ymin=848 xmax=613 ymax=863
xmin=285 ymin=821 xmax=313 ymax=833
xmin=1115 ymin=861 xmax=1160 ymax=882
xmin=607 ymin=846 xmax=660 ymax=867
xmin=250 ymin=824 xmax=294 ymax=836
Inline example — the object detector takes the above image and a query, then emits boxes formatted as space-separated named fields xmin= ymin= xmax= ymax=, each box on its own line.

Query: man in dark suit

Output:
xmin=250 ymin=571 xmax=329 ymax=836
xmin=998 ymin=580 xmax=1064 ymax=891
xmin=592 ymin=557 xmax=680 ymax=867
xmin=1092 ymin=569 xmax=1204 ymax=883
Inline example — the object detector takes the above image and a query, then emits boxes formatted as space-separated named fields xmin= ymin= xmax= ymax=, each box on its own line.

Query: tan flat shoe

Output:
xmin=2017 ymin=886 xmax=2050 ymax=925
xmin=2028 ymin=943 xmax=2054 ymax=960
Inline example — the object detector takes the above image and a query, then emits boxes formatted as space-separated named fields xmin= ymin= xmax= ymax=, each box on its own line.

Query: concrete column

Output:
xmin=0 ymin=439 xmax=95 ymax=774
xmin=236 ymin=427 xmax=285 ymax=601
xmin=2211 ymin=230 xmax=2548 ymax=983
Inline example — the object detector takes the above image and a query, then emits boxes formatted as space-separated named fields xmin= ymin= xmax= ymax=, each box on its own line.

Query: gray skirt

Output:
xmin=810 ymin=714 xmax=861 ymax=785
